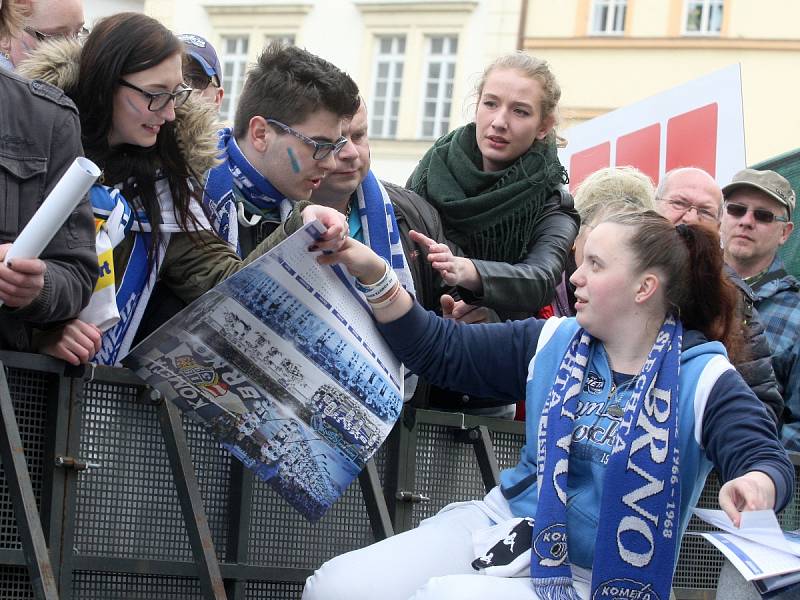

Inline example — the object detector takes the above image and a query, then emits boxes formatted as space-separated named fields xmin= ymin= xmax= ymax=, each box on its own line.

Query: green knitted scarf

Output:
xmin=408 ymin=122 xmax=568 ymax=263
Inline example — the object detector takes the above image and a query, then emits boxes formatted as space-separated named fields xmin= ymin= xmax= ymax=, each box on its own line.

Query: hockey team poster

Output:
xmin=125 ymin=222 xmax=403 ymax=521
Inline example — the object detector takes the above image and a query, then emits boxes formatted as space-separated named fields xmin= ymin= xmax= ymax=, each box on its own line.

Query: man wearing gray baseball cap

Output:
xmin=721 ymin=168 xmax=799 ymax=451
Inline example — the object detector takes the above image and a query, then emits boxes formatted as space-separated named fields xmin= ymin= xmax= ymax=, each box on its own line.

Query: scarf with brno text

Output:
xmin=407 ymin=122 xmax=567 ymax=264
xmin=531 ymin=315 xmax=682 ymax=600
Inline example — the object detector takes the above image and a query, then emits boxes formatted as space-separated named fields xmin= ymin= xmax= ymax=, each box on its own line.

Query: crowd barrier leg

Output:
xmin=224 ymin=461 xmax=254 ymax=600
xmin=157 ymin=397 xmax=227 ymax=600
xmin=455 ymin=425 xmax=501 ymax=493
xmin=358 ymin=459 xmax=394 ymax=540
xmin=0 ymin=362 xmax=60 ymax=600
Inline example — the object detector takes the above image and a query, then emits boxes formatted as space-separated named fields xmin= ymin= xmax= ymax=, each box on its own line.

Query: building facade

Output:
xmin=140 ymin=0 xmax=521 ymax=184
xmin=522 ymin=0 xmax=800 ymax=165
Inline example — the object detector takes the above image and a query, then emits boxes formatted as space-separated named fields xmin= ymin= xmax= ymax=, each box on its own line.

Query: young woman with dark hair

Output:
xmin=18 ymin=12 xmax=344 ymax=365
xmin=301 ymin=211 xmax=791 ymax=600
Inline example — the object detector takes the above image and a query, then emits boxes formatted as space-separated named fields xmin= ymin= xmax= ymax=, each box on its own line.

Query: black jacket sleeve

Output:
xmin=459 ymin=188 xmax=580 ymax=315
xmin=727 ymin=269 xmax=784 ymax=431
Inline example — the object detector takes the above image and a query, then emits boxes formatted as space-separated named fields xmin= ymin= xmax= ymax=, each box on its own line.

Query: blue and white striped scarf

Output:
xmin=532 ymin=316 xmax=682 ymax=600
xmin=89 ymin=182 xmax=211 ymax=365
xmin=353 ymin=171 xmax=414 ymax=296
xmin=202 ymin=128 xmax=292 ymax=255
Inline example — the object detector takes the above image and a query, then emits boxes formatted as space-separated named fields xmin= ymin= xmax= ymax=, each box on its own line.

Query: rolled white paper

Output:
xmin=4 ymin=157 xmax=101 ymax=263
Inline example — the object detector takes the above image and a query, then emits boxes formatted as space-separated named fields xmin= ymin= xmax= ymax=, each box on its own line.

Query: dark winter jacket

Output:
xmin=727 ymin=266 xmax=784 ymax=431
xmin=0 ymin=68 xmax=97 ymax=351
xmin=453 ymin=187 xmax=580 ymax=321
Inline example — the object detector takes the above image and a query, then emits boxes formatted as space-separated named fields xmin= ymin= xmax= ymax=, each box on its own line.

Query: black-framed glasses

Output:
xmin=724 ymin=202 xmax=789 ymax=224
xmin=266 ymin=118 xmax=347 ymax=160
xmin=658 ymin=197 xmax=719 ymax=222
xmin=24 ymin=26 xmax=89 ymax=41
xmin=118 ymin=79 xmax=192 ymax=111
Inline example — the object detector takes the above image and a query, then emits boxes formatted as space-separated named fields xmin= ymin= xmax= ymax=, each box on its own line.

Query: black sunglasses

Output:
xmin=118 ymin=79 xmax=192 ymax=112
xmin=724 ymin=202 xmax=789 ymax=224
xmin=266 ymin=118 xmax=347 ymax=160
xmin=184 ymin=73 xmax=220 ymax=92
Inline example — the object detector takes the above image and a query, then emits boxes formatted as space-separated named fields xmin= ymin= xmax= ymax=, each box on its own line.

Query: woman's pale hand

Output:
xmin=39 ymin=319 xmax=103 ymax=366
xmin=302 ymin=205 xmax=347 ymax=252
xmin=316 ymin=237 xmax=387 ymax=284
xmin=718 ymin=471 xmax=776 ymax=527
xmin=409 ymin=230 xmax=481 ymax=291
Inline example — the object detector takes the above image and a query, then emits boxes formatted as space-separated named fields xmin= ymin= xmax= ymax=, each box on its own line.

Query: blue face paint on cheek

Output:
xmin=287 ymin=147 xmax=301 ymax=174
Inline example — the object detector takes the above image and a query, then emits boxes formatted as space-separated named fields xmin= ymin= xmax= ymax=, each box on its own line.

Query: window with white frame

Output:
xmin=220 ymin=35 xmax=249 ymax=122
xmin=590 ymin=0 xmax=627 ymax=35
xmin=370 ymin=35 xmax=406 ymax=139
xmin=418 ymin=35 xmax=457 ymax=139
xmin=684 ymin=0 xmax=723 ymax=35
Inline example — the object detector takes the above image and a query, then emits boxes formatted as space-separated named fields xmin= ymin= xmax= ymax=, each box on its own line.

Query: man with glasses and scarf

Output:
xmin=0 ymin=0 xmax=85 ymax=71
xmin=654 ymin=167 xmax=784 ymax=431
xmin=720 ymin=169 xmax=799 ymax=451
xmin=203 ymin=41 xmax=359 ymax=257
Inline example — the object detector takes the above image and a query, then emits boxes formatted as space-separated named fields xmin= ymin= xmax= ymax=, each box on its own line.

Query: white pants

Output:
xmin=302 ymin=487 xmax=592 ymax=600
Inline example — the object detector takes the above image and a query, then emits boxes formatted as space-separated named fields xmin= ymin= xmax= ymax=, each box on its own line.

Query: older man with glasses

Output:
xmin=654 ymin=167 xmax=784 ymax=432
xmin=0 ymin=0 xmax=84 ymax=70
xmin=720 ymin=169 xmax=799 ymax=451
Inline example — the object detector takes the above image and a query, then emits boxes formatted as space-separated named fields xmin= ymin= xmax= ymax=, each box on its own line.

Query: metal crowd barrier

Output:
xmin=0 ymin=351 xmax=798 ymax=599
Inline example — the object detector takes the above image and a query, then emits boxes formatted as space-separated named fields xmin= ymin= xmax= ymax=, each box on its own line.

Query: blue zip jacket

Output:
xmin=378 ymin=303 xmax=794 ymax=568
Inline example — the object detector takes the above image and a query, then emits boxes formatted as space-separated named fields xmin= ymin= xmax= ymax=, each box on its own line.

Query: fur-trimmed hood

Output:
xmin=17 ymin=39 xmax=222 ymax=176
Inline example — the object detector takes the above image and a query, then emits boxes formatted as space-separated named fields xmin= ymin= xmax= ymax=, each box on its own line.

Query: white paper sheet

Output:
xmin=698 ymin=532 xmax=800 ymax=581
xmin=693 ymin=508 xmax=800 ymax=556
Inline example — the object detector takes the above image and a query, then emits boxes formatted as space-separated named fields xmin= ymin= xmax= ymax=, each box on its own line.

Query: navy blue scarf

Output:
xmin=532 ymin=316 xmax=682 ymax=600
xmin=203 ymin=128 xmax=291 ymax=255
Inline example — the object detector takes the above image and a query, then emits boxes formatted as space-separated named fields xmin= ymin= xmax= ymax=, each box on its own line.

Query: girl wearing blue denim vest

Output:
xmin=304 ymin=211 xmax=792 ymax=600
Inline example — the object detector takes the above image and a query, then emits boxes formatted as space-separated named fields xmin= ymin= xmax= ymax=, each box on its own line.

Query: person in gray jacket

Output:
xmin=0 ymin=2 xmax=96 ymax=352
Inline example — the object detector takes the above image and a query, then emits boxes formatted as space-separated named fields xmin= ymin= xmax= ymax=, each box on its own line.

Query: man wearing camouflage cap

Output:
xmin=721 ymin=168 xmax=800 ymax=450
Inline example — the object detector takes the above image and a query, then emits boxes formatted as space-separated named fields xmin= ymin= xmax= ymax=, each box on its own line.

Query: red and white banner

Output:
xmin=559 ymin=64 xmax=746 ymax=191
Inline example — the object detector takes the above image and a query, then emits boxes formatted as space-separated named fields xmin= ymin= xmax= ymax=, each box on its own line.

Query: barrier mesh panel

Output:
xmin=73 ymin=381 xmax=192 ymax=560
xmin=0 ymin=366 xmax=51 ymax=551
xmin=183 ymin=417 xmax=231 ymax=560
xmin=410 ymin=423 xmax=487 ymax=526
xmin=72 ymin=571 xmax=201 ymax=599
xmin=0 ymin=565 xmax=35 ymax=599
xmin=245 ymin=580 xmax=305 ymax=599
xmin=247 ymin=468 xmax=374 ymax=568
xmin=489 ymin=429 xmax=526 ymax=471
xmin=777 ymin=466 xmax=800 ymax=531
xmin=673 ymin=471 xmax=724 ymax=590
xmin=407 ymin=423 xmax=526 ymax=528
